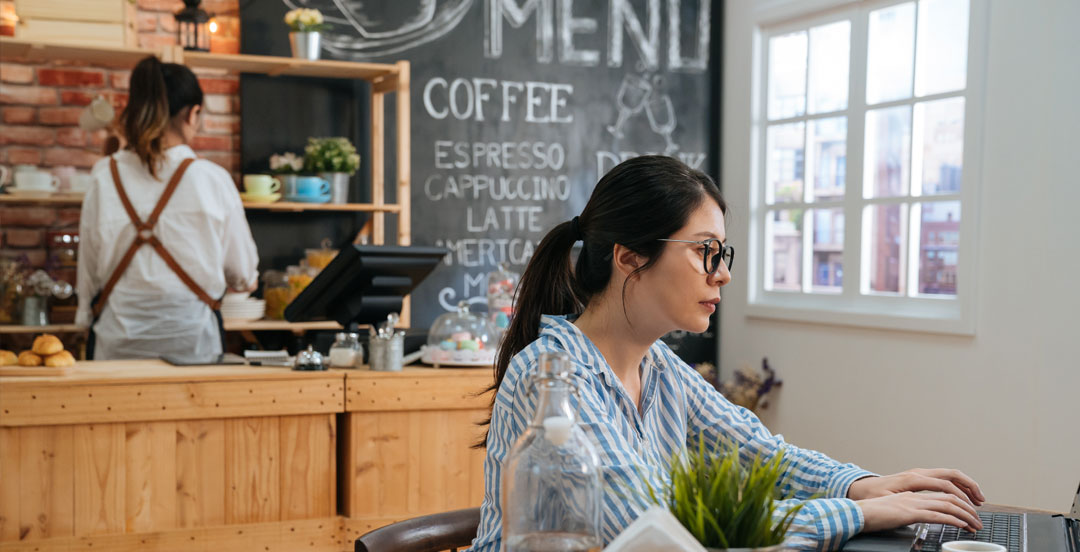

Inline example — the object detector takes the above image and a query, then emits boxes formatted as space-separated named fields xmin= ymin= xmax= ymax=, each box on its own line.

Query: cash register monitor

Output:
xmin=284 ymin=244 xmax=447 ymax=326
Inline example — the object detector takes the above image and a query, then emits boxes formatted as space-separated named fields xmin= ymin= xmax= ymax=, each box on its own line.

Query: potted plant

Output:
xmin=269 ymin=151 xmax=304 ymax=197
xmin=303 ymin=137 xmax=361 ymax=204
xmin=284 ymin=8 xmax=328 ymax=60
xmin=647 ymin=438 xmax=807 ymax=551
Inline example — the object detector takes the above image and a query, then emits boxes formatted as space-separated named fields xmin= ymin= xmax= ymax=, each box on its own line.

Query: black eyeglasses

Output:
xmin=658 ymin=238 xmax=735 ymax=274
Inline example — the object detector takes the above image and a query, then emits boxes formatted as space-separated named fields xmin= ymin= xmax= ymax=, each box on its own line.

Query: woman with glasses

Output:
xmin=471 ymin=155 xmax=985 ymax=550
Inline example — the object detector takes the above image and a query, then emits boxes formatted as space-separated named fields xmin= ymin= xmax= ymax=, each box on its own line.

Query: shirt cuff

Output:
xmin=796 ymin=497 xmax=865 ymax=551
xmin=827 ymin=466 xmax=878 ymax=499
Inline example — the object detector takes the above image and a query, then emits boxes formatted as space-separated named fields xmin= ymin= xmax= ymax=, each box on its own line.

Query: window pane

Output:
xmin=768 ymin=31 xmax=807 ymax=120
xmin=811 ymin=208 xmax=844 ymax=292
xmin=867 ymin=2 xmax=915 ymax=104
xmin=808 ymin=117 xmax=847 ymax=201
xmin=808 ymin=21 xmax=850 ymax=114
xmin=766 ymin=209 xmax=804 ymax=292
xmin=863 ymin=204 xmax=906 ymax=294
xmin=915 ymin=0 xmax=969 ymax=96
xmin=766 ymin=122 xmax=805 ymax=204
xmin=915 ymin=97 xmax=965 ymax=195
xmin=865 ymin=106 xmax=912 ymax=198
xmin=917 ymin=201 xmax=960 ymax=295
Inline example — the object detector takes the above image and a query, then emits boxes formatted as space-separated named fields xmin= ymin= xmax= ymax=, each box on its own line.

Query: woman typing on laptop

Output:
xmin=469 ymin=156 xmax=986 ymax=550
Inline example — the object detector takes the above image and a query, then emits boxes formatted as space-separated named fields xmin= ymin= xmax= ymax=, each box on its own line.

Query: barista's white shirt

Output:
xmin=76 ymin=145 xmax=258 ymax=360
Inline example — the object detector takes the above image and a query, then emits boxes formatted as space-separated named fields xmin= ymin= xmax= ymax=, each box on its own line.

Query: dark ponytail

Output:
xmin=478 ymin=155 xmax=726 ymax=447
xmin=120 ymin=56 xmax=203 ymax=179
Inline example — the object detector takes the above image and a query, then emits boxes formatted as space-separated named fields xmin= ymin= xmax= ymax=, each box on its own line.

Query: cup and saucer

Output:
xmin=4 ymin=167 xmax=61 ymax=197
xmin=240 ymin=174 xmax=282 ymax=204
xmin=283 ymin=176 xmax=331 ymax=204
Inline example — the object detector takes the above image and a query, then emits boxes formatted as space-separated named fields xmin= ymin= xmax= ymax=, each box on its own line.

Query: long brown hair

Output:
xmin=120 ymin=56 xmax=203 ymax=179
xmin=478 ymin=155 xmax=726 ymax=447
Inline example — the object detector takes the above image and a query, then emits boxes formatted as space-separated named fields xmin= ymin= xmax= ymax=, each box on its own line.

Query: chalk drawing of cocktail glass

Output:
xmin=607 ymin=73 xmax=653 ymax=138
xmin=646 ymin=93 xmax=678 ymax=154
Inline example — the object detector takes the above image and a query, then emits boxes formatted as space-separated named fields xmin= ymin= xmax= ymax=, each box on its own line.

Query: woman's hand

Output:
xmin=848 ymin=468 xmax=985 ymax=506
xmin=857 ymin=491 xmax=983 ymax=532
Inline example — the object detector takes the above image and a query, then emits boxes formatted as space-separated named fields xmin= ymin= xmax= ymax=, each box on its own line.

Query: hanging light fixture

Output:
xmin=174 ymin=0 xmax=211 ymax=52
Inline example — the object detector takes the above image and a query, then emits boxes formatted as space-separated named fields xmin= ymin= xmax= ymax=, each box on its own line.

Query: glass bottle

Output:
xmin=502 ymin=352 xmax=602 ymax=552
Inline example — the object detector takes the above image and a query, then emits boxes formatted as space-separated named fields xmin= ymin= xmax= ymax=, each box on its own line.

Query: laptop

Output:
xmin=841 ymin=483 xmax=1080 ymax=552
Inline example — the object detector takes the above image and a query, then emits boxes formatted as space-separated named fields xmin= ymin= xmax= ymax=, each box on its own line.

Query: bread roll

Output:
xmin=0 ymin=350 xmax=17 ymax=366
xmin=32 ymin=334 xmax=64 ymax=356
xmin=17 ymin=351 xmax=43 ymax=367
xmin=44 ymin=350 xmax=76 ymax=368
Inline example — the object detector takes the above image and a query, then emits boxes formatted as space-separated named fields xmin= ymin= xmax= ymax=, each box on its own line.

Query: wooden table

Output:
xmin=0 ymin=360 xmax=344 ymax=551
xmin=0 ymin=361 xmax=494 ymax=551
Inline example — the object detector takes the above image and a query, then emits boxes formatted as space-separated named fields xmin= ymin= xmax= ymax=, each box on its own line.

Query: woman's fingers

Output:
xmin=921 ymin=510 xmax=971 ymax=531
xmin=916 ymin=468 xmax=986 ymax=504
xmin=915 ymin=475 xmax=976 ymax=508
xmin=920 ymin=493 xmax=983 ymax=530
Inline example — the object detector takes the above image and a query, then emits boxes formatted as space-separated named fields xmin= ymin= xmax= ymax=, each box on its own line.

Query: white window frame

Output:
xmin=746 ymin=0 xmax=989 ymax=335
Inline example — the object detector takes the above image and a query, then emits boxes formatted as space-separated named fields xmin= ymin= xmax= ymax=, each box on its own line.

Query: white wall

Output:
xmin=720 ymin=0 xmax=1080 ymax=511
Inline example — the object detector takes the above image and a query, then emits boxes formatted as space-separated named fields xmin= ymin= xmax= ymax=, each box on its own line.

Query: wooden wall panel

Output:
xmin=124 ymin=421 xmax=176 ymax=532
xmin=343 ymin=408 xmax=487 ymax=520
xmin=280 ymin=414 xmax=335 ymax=520
xmin=74 ymin=423 xmax=125 ymax=536
xmin=0 ymin=428 xmax=18 ymax=541
xmin=224 ymin=416 xmax=280 ymax=524
xmin=175 ymin=420 xmax=225 ymax=528
xmin=18 ymin=426 xmax=74 ymax=540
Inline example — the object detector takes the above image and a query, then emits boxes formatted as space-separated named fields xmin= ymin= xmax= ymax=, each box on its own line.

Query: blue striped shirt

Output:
xmin=471 ymin=315 xmax=876 ymax=551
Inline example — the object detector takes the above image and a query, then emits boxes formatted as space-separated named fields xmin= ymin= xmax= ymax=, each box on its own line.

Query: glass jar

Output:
xmin=503 ymin=352 xmax=602 ymax=551
xmin=487 ymin=262 xmax=520 ymax=338
xmin=328 ymin=331 xmax=362 ymax=368
xmin=286 ymin=264 xmax=318 ymax=302
xmin=305 ymin=238 xmax=338 ymax=271
xmin=262 ymin=270 xmax=290 ymax=320
xmin=46 ymin=230 xmax=79 ymax=269
xmin=421 ymin=301 xmax=498 ymax=367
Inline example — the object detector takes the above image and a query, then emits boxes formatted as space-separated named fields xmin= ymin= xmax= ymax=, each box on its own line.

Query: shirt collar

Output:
xmin=164 ymin=144 xmax=197 ymax=161
xmin=538 ymin=314 xmax=667 ymax=391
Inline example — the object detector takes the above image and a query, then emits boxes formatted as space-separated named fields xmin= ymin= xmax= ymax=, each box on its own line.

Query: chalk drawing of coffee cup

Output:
xmin=282 ymin=0 xmax=473 ymax=59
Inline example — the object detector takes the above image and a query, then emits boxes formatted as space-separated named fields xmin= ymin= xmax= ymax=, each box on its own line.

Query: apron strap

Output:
xmin=92 ymin=157 xmax=221 ymax=318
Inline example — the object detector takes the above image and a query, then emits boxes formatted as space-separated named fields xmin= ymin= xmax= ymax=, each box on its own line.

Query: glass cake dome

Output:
xmin=421 ymin=301 xmax=499 ymax=367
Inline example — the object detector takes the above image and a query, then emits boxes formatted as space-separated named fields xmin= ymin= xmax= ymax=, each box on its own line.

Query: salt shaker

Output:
xmin=328 ymin=332 xmax=362 ymax=368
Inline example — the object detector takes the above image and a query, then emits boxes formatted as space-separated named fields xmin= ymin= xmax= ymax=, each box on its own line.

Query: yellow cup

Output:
xmin=243 ymin=174 xmax=281 ymax=195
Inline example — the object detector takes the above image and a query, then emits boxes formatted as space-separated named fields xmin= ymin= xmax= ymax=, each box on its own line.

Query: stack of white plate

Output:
xmin=221 ymin=293 xmax=265 ymax=321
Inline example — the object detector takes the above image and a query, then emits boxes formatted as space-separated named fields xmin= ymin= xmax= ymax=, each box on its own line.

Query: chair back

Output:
xmin=355 ymin=507 xmax=481 ymax=552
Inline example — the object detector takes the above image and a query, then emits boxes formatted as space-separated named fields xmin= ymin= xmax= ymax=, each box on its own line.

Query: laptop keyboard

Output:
xmin=914 ymin=512 xmax=1022 ymax=552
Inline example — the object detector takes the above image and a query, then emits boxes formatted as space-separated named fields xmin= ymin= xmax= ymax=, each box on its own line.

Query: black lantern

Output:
xmin=174 ymin=0 xmax=211 ymax=52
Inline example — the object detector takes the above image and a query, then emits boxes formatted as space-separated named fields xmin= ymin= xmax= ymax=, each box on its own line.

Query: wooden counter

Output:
xmin=0 ymin=361 xmax=495 ymax=551
xmin=0 ymin=360 xmax=343 ymax=551
xmin=339 ymin=367 xmax=494 ymax=540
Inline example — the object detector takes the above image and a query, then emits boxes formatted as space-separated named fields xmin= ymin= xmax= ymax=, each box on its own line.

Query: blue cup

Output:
xmin=295 ymin=176 xmax=330 ymax=197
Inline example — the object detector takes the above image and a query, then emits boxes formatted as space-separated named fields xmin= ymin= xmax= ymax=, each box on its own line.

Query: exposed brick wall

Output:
xmin=0 ymin=0 xmax=242 ymax=276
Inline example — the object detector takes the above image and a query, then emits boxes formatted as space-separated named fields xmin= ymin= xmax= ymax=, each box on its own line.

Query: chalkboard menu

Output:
xmin=241 ymin=0 xmax=722 ymax=364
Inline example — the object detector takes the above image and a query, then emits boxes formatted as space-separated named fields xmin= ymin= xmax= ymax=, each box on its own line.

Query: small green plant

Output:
xmin=303 ymin=137 xmax=361 ymax=175
xmin=646 ymin=437 xmax=806 ymax=549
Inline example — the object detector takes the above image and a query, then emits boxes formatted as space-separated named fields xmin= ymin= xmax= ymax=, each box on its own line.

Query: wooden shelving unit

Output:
xmin=0 ymin=37 xmax=415 ymax=330
xmin=221 ymin=319 xmax=341 ymax=332
xmin=241 ymin=201 xmax=403 ymax=213
xmin=0 ymin=324 xmax=83 ymax=334
xmin=0 ymin=193 xmax=85 ymax=205
xmin=0 ymin=194 xmax=403 ymax=214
